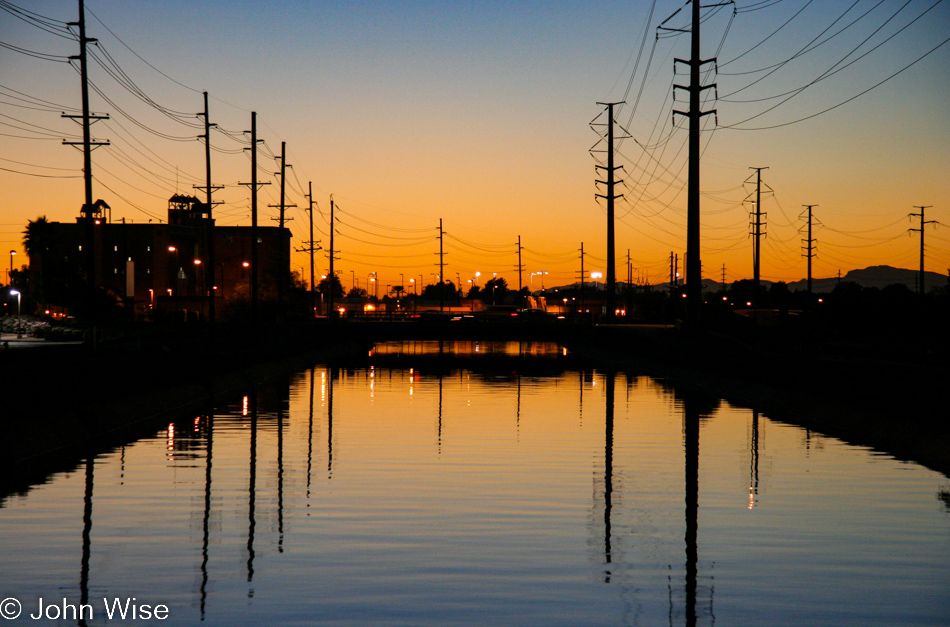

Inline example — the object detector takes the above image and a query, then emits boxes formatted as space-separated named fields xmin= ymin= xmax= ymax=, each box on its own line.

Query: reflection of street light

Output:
xmin=9 ymin=289 xmax=21 ymax=338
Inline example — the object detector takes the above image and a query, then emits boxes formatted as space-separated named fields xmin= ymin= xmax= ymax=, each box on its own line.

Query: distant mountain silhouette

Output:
xmin=542 ymin=265 xmax=948 ymax=295
xmin=784 ymin=265 xmax=947 ymax=293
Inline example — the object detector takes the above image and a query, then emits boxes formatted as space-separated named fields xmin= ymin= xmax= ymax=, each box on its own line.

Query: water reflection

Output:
xmin=1 ymin=342 xmax=948 ymax=626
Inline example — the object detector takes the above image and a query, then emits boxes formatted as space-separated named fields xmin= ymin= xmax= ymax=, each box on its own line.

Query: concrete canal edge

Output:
xmin=564 ymin=325 xmax=950 ymax=479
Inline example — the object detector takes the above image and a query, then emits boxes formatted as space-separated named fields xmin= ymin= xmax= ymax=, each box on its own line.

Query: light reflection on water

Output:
xmin=0 ymin=341 xmax=948 ymax=626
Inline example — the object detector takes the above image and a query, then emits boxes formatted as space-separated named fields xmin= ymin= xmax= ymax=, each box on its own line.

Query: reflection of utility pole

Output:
xmin=199 ymin=408 xmax=214 ymax=620
xmin=277 ymin=387 xmax=285 ymax=553
xmin=247 ymin=391 xmax=257 ymax=593
xmin=327 ymin=368 xmax=334 ymax=479
xmin=603 ymin=372 xmax=615 ymax=583
xmin=749 ymin=410 xmax=759 ymax=510
xmin=683 ymin=393 xmax=700 ymax=627
xmin=908 ymin=205 xmax=936 ymax=295
xmin=307 ymin=367 xmax=315 ymax=502
xmin=79 ymin=457 xmax=94 ymax=627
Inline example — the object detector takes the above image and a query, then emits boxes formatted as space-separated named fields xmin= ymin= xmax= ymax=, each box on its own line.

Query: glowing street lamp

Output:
xmin=9 ymin=289 xmax=21 ymax=338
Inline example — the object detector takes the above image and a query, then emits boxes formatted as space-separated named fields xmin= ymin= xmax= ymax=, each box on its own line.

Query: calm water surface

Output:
xmin=1 ymin=341 xmax=948 ymax=626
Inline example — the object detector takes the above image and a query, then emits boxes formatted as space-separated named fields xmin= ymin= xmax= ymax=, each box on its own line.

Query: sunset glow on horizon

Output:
xmin=2 ymin=1 xmax=948 ymax=291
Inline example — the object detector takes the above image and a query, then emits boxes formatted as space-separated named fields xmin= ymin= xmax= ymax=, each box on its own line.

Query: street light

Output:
xmin=9 ymin=289 xmax=21 ymax=338
xmin=8 ymin=250 xmax=15 ymax=286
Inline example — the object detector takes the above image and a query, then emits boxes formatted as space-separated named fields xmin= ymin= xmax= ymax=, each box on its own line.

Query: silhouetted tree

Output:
xmin=482 ymin=277 xmax=508 ymax=304
xmin=317 ymin=274 xmax=344 ymax=299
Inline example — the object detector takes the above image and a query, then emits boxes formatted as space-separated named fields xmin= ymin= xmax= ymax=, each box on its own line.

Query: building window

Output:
xmin=147 ymin=245 xmax=151 ymax=252
xmin=114 ymin=245 xmax=118 ymax=252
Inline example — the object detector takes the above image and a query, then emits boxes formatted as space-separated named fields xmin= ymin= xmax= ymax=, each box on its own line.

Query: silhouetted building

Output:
xmin=27 ymin=195 xmax=290 ymax=319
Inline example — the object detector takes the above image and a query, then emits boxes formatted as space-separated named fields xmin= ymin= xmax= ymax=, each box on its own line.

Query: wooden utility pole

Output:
xmin=801 ymin=205 xmax=818 ymax=299
xmin=517 ymin=234 xmax=524 ymax=293
xmin=438 ymin=218 xmax=445 ymax=312
xmin=198 ymin=92 xmax=222 ymax=328
xmin=579 ymin=242 xmax=586 ymax=314
xmin=269 ymin=142 xmax=295 ymax=319
xmin=306 ymin=183 xmax=317 ymax=317
xmin=908 ymin=205 xmax=935 ymax=294
xmin=64 ymin=0 xmax=109 ymax=343
xmin=238 ymin=112 xmax=268 ymax=325
xmin=328 ymin=195 xmax=336 ymax=317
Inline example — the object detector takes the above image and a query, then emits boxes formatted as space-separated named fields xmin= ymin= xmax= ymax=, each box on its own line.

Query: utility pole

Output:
xmin=626 ymin=248 xmax=632 ymax=317
xmin=64 ymin=0 xmax=109 ymax=344
xmin=669 ymin=0 xmax=719 ymax=327
xmin=800 ymin=205 xmax=818 ymax=299
xmin=238 ymin=112 xmax=269 ymax=325
xmin=670 ymin=252 xmax=678 ymax=298
xmin=579 ymin=242 xmax=586 ymax=314
xmin=438 ymin=218 xmax=445 ymax=312
xmin=720 ymin=263 xmax=726 ymax=293
xmin=197 ymin=92 xmax=222 ymax=329
xmin=303 ymin=183 xmax=319 ymax=317
xmin=908 ymin=205 xmax=936 ymax=295
xmin=269 ymin=142 xmax=295 ymax=320
xmin=328 ymin=195 xmax=336 ymax=317
xmin=595 ymin=102 xmax=625 ymax=322
xmin=516 ymin=235 xmax=524 ymax=303
xmin=747 ymin=167 xmax=769 ymax=304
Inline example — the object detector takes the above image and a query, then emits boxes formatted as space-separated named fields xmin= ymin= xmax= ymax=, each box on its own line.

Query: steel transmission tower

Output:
xmin=594 ymin=102 xmax=625 ymax=322
xmin=668 ymin=0 xmax=725 ymax=326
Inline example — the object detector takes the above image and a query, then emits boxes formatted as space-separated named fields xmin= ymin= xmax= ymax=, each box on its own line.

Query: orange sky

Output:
xmin=2 ymin=1 xmax=948 ymax=291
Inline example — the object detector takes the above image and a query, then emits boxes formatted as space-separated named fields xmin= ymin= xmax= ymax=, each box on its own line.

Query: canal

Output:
xmin=1 ymin=341 xmax=947 ymax=626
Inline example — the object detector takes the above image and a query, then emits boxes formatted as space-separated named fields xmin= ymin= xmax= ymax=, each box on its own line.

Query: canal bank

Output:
xmin=4 ymin=319 xmax=947 ymax=497
xmin=565 ymin=324 xmax=950 ymax=478
xmin=0 ymin=322 xmax=370 ymax=495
